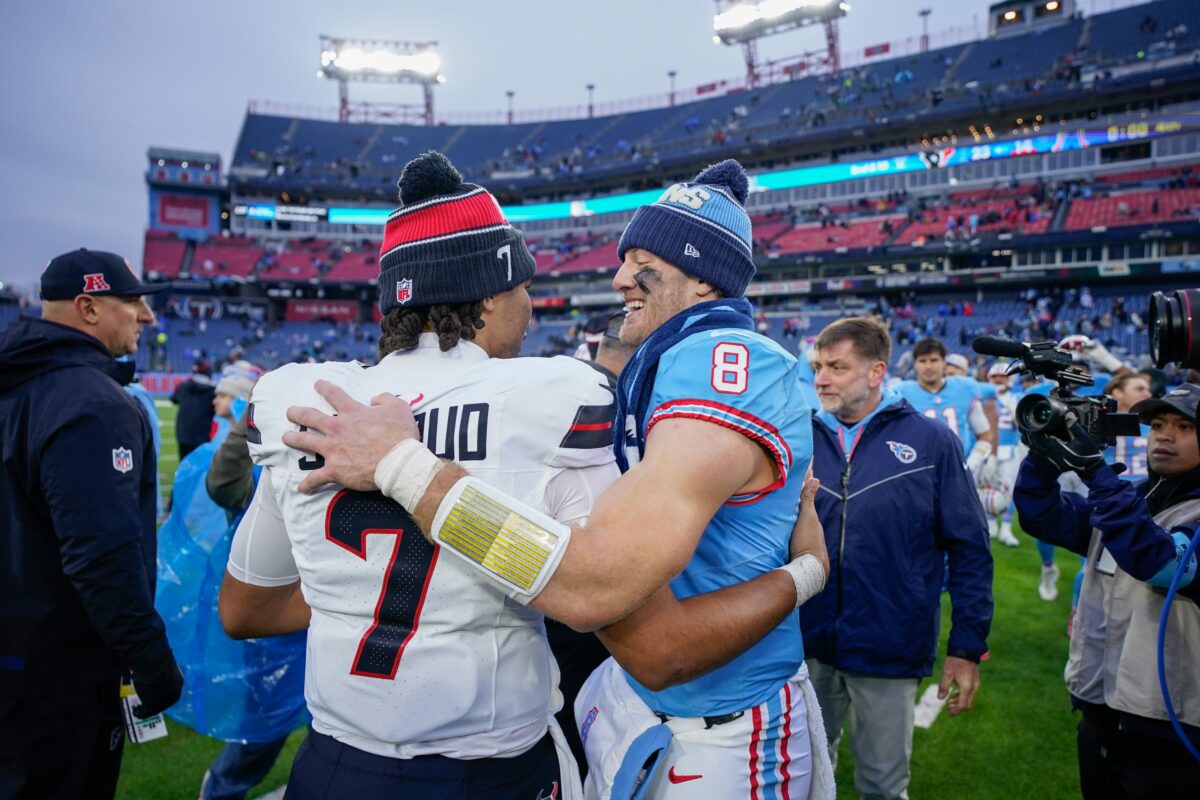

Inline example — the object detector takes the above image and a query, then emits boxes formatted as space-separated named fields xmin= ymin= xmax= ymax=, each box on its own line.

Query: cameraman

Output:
xmin=1014 ymin=384 xmax=1200 ymax=798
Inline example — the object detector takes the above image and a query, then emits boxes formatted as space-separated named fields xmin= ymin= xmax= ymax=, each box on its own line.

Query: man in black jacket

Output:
xmin=0 ymin=250 xmax=184 ymax=800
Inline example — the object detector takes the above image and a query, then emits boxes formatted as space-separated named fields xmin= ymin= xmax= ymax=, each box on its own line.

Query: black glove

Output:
xmin=1024 ymin=424 xmax=1105 ymax=478
xmin=130 ymin=659 xmax=184 ymax=719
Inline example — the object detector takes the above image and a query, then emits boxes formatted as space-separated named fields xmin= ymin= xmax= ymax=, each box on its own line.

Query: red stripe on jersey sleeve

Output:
xmin=652 ymin=398 xmax=793 ymax=465
xmin=646 ymin=409 xmax=788 ymax=493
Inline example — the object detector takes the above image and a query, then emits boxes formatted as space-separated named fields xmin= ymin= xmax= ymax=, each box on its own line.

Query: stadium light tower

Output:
xmin=919 ymin=8 xmax=932 ymax=53
xmin=317 ymin=36 xmax=445 ymax=125
xmin=712 ymin=0 xmax=849 ymax=86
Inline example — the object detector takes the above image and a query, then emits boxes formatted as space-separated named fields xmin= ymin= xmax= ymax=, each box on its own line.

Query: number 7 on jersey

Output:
xmin=325 ymin=490 xmax=439 ymax=680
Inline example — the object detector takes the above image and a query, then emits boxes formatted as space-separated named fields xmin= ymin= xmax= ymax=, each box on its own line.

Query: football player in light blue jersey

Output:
xmin=795 ymin=338 xmax=821 ymax=412
xmin=896 ymin=339 xmax=998 ymax=477
xmin=1103 ymin=374 xmax=1153 ymax=480
xmin=279 ymin=159 xmax=834 ymax=799
xmin=982 ymin=362 xmax=1022 ymax=547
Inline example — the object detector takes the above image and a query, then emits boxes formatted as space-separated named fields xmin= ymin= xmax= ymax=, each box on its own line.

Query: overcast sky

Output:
xmin=0 ymin=0 xmax=1133 ymax=290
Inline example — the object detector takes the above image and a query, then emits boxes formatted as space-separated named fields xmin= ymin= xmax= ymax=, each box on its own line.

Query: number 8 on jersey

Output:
xmin=711 ymin=342 xmax=750 ymax=395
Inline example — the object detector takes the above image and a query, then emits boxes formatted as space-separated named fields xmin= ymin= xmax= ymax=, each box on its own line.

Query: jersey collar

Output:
xmin=386 ymin=332 xmax=490 ymax=363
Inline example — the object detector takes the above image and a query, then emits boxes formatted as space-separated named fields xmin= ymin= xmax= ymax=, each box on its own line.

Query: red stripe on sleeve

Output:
xmin=570 ymin=422 xmax=613 ymax=432
xmin=646 ymin=410 xmax=789 ymax=491
xmin=653 ymin=398 xmax=793 ymax=465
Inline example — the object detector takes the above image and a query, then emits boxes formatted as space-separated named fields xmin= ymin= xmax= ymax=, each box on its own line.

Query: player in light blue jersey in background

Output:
xmin=796 ymin=338 xmax=821 ymax=413
xmin=1104 ymin=373 xmax=1153 ymax=480
xmin=896 ymin=339 xmax=998 ymax=481
xmin=983 ymin=362 xmax=1022 ymax=547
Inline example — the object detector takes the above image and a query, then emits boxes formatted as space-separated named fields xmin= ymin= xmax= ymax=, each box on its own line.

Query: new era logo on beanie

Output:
xmin=377 ymin=151 xmax=535 ymax=314
xmin=617 ymin=159 xmax=756 ymax=298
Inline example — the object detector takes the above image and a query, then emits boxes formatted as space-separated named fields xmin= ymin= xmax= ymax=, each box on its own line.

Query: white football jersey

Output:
xmin=243 ymin=334 xmax=617 ymax=759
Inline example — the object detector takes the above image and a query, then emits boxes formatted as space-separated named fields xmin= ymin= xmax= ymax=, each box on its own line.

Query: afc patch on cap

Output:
xmin=396 ymin=278 xmax=413 ymax=305
xmin=112 ymin=447 xmax=133 ymax=473
xmin=83 ymin=273 xmax=112 ymax=293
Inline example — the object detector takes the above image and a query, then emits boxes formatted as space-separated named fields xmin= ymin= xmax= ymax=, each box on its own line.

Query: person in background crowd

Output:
xmin=211 ymin=361 xmax=263 ymax=427
xmin=173 ymin=359 xmax=216 ymax=459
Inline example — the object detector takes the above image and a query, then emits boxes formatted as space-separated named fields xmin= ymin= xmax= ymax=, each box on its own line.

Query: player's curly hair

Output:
xmin=377 ymin=302 xmax=486 ymax=356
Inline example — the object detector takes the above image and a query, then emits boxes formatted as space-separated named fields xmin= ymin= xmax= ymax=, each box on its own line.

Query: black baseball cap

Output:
xmin=39 ymin=249 xmax=171 ymax=301
xmin=1131 ymin=383 xmax=1200 ymax=423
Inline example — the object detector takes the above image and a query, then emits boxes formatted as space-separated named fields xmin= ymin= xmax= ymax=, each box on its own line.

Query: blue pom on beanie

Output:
xmin=694 ymin=159 xmax=750 ymax=204
xmin=617 ymin=159 xmax=756 ymax=298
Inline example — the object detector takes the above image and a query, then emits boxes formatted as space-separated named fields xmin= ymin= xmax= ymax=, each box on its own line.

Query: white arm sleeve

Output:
xmin=968 ymin=400 xmax=990 ymax=435
xmin=227 ymin=469 xmax=300 ymax=587
xmin=542 ymin=462 xmax=621 ymax=527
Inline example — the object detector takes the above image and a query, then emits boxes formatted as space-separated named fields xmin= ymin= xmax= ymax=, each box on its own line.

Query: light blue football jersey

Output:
xmin=994 ymin=389 xmax=1021 ymax=449
xmin=896 ymin=375 xmax=984 ymax=455
xmin=627 ymin=328 xmax=813 ymax=718
xmin=1106 ymin=423 xmax=1150 ymax=482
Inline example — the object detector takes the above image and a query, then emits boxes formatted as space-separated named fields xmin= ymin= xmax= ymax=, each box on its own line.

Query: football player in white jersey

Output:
xmin=219 ymin=153 xmax=828 ymax=800
xmin=271 ymin=158 xmax=834 ymax=799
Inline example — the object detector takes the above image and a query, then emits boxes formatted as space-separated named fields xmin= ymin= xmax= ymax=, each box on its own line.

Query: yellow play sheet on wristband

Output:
xmin=438 ymin=484 xmax=560 ymax=591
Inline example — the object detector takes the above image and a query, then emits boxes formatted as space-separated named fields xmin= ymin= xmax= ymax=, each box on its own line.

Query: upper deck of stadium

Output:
xmin=224 ymin=0 xmax=1200 ymax=200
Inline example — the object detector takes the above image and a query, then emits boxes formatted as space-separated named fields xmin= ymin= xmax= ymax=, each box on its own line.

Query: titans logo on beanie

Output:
xmin=377 ymin=151 xmax=535 ymax=314
xmin=617 ymin=159 xmax=756 ymax=298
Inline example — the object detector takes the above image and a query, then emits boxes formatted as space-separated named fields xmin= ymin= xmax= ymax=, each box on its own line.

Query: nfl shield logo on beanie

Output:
xmin=396 ymin=279 xmax=413 ymax=304
xmin=377 ymin=150 xmax=535 ymax=314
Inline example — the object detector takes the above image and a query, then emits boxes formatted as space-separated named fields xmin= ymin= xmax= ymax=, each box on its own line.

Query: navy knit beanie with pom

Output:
xmin=377 ymin=150 xmax=535 ymax=314
xmin=617 ymin=159 xmax=755 ymax=298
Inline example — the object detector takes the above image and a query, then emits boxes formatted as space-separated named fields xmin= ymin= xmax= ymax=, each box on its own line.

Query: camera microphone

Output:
xmin=972 ymin=336 xmax=1029 ymax=360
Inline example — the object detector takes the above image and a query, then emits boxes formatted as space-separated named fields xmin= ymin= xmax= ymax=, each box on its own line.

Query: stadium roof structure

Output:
xmin=316 ymin=36 xmax=444 ymax=125
xmin=147 ymin=147 xmax=220 ymax=167
xmin=713 ymin=0 xmax=850 ymax=81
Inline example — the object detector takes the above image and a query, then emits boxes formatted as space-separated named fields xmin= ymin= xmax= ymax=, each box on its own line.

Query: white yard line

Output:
xmin=258 ymin=786 xmax=286 ymax=800
xmin=913 ymin=684 xmax=947 ymax=729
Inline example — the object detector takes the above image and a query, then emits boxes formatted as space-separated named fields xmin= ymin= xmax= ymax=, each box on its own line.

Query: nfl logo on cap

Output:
xmin=396 ymin=278 xmax=413 ymax=304
xmin=112 ymin=447 xmax=133 ymax=473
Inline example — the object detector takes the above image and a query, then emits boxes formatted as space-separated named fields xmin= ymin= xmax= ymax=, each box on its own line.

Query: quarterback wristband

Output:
xmin=777 ymin=554 xmax=826 ymax=608
xmin=430 ymin=477 xmax=571 ymax=603
xmin=374 ymin=438 xmax=445 ymax=513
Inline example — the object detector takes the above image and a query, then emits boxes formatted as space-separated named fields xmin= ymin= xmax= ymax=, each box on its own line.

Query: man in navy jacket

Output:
xmin=1015 ymin=384 xmax=1200 ymax=798
xmin=801 ymin=317 xmax=993 ymax=800
xmin=0 ymin=250 xmax=183 ymax=799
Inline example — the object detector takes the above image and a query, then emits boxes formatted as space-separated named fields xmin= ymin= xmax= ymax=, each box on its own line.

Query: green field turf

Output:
xmin=127 ymin=401 xmax=1084 ymax=799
